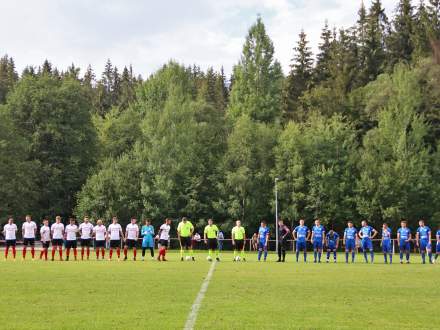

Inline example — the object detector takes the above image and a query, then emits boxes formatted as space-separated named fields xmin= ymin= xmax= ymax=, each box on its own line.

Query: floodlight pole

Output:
xmin=275 ymin=177 xmax=279 ymax=254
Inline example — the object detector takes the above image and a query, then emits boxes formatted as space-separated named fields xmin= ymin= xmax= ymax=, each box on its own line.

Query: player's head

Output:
xmin=236 ymin=220 xmax=241 ymax=227
xmin=43 ymin=218 xmax=49 ymax=226
xmin=418 ymin=219 xmax=425 ymax=226
xmin=165 ymin=218 xmax=171 ymax=225
xmin=144 ymin=218 xmax=151 ymax=225
xmin=401 ymin=220 xmax=407 ymax=228
xmin=55 ymin=216 xmax=61 ymax=223
xmin=182 ymin=217 xmax=188 ymax=223
xmin=278 ymin=219 xmax=284 ymax=225
xmin=260 ymin=220 xmax=266 ymax=227
xmin=25 ymin=215 xmax=31 ymax=222
xmin=84 ymin=216 xmax=89 ymax=223
xmin=328 ymin=230 xmax=334 ymax=237
xmin=382 ymin=222 xmax=388 ymax=229
xmin=208 ymin=218 xmax=213 ymax=225
xmin=131 ymin=217 xmax=137 ymax=224
xmin=347 ymin=221 xmax=353 ymax=228
xmin=8 ymin=217 xmax=13 ymax=224
xmin=314 ymin=219 xmax=320 ymax=226
xmin=69 ymin=217 xmax=75 ymax=225
xmin=299 ymin=219 xmax=305 ymax=226
xmin=361 ymin=220 xmax=367 ymax=227
xmin=97 ymin=219 xmax=103 ymax=225
xmin=112 ymin=216 xmax=118 ymax=224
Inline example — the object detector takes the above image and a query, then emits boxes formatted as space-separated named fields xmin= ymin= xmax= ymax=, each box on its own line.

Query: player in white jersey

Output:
xmin=65 ymin=218 xmax=79 ymax=261
xmin=157 ymin=218 xmax=171 ymax=261
xmin=79 ymin=216 xmax=94 ymax=260
xmin=39 ymin=219 xmax=51 ymax=261
xmin=93 ymin=219 xmax=107 ymax=260
xmin=3 ymin=217 xmax=17 ymax=260
xmin=108 ymin=216 xmax=123 ymax=261
xmin=124 ymin=218 xmax=139 ymax=261
xmin=51 ymin=216 xmax=65 ymax=261
xmin=22 ymin=215 xmax=37 ymax=260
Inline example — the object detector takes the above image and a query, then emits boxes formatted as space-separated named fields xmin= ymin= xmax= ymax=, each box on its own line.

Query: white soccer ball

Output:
xmin=206 ymin=256 xmax=212 ymax=261
xmin=235 ymin=256 xmax=241 ymax=262
xmin=185 ymin=256 xmax=191 ymax=261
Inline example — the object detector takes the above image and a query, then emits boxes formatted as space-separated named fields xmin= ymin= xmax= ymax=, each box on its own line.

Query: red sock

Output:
xmin=101 ymin=248 xmax=105 ymax=258
xmin=124 ymin=247 xmax=128 ymax=257
xmin=22 ymin=247 xmax=27 ymax=259
xmin=133 ymin=248 xmax=137 ymax=258
xmin=66 ymin=248 xmax=70 ymax=257
xmin=31 ymin=247 xmax=35 ymax=258
xmin=58 ymin=247 xmax=63 ymax=259
xmin=73 ymin=248 xmax=77 ymax=258
xmin=117 ymin=247 xmax=121 ymax=258
xmin=109 ymin=249 xmax=113 ymax=259
xmin=86 ymin=247 xmax=90 ymax=258
xmin=12 ymin=246 xmax=16 ymax=258
xmin=40 ymin=250 xmax=44 ymax=259
xmin=81 ymin=248 xmax=85 ymax=259
xmin=45 ymin=249 xmax=48 ymax=260
xmin=95 ymin=250 xmax=99 ymax=259
xmin=162 ymin=248 xmax=167 ymax=260
xmin=5 ymin=246 xmax=9 ymax=259
xmin=52 ymin=247 xmax=56 ymax=259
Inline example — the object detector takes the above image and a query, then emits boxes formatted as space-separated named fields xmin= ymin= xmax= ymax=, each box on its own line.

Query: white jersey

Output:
xmin=51 ymin=223 xmax=64 ymax=239
xmin=40 ymin=225 xmax=51 ymax=242
xmin=108 ymin=223 xmax=122 ymax=240
xmin=93 ymin=225 xmax=107 ymax=241
xmin=3 ymin=223 xmax=17 ymax=240
xmin=79 ymin=222 xmax=93 ymax=239
xmin=65 ymin=224 xmax=78 ymax=241
xmin=22 ymin=221 xmax=37 ymax=238
xmin=159 ymin=224 xmax=171 ymax=240
xmin=126 ymin=223 xmax=139 ymax=240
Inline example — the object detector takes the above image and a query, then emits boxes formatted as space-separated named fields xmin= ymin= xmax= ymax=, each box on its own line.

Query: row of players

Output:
xmin=2 ymin=215 xmax=440 ymax=263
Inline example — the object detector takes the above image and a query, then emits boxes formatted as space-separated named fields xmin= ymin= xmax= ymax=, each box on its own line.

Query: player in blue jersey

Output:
xmin=257 ymin=220 xmax=270 ymax=262
xmin=358 ymin=220 xmax=378 ymax=263
xmin=311 ymin=219 xmax=325 ymax=263
xmin=293 ymin=219 xmax=309 ymax=262
xmin=416 ymin=219 xmax=432 ymax=264
xmin=397 ymin=220 xmax=412 ymax=264
xmin=141 ymin=219 xmax=155 ymax=261
xmin=381 ymin=223 xmax=393 ymax=264
xmin=325 ymin=230 xmax=339 ymax=263
xmin=343 ymin=221 xmax=357 ymax=263
xmin=436 ymin=227 xmax=440 ymax=263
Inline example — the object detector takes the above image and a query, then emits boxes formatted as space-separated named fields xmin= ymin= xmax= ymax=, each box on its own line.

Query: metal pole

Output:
xmin=275 ymin=181 xmax=278 ymax=254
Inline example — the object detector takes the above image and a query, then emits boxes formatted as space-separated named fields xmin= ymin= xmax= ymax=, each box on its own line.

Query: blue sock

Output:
xmin=370 ymin=251 xmax=374 ymax=263
xmin=333 ymin=251 xmax=336 ymax=261
xmin=421 ymin=252 xmax=425 ymax=263
xmin=326 ymin=251 xmax=330 ymax=260
xmin=314 ymin=251 xmax=317 ymax=261
xmin=428 ymin=252 xmax=432 ymax=262
xmin=400 ymin=252 xmax=403 ymax=261
xmin=345 ymin=252 xmax=348 ymax=262
xmin=258 ymin=250 xmax=262 ymax=261
xmin=363 ymin=251 xmax=368 ymax=263
xmin=318 ymin=252 xmax=322 ymax=261
xmin=352 ymin=252 xmax=355 ymax=262
xmin=384 ymin=253 xmax=387 ymax=263
xmin=296 ymin=251 xmax=299 ymax=262
xmin=406 ymin=253 xmax=410 ymax=261
xmin=264 ymin=250 xmax=267 ymax=260
xmin=389 ymin=253 xmax=392 ymax=263
xmin=304 ymin=252 xmax=307 ymax=262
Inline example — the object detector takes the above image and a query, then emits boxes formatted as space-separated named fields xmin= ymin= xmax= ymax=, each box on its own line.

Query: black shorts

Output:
xmin=278 ymin=240 xmax=289 ymax=250
xmin=95 ymin=240 xmax=106 ymax=248
xmin=207 ymin=238 xmax=217 ymax=250
xmin=23 ymin=238 xmax=35 ymax=246
xmin=125 ymin=239 xmax=137 ymax=249
xmin=81 ymin=238 xmax=91 ymax=247
xmin=42 ymin=241 xmax=50 ymax=249
xmin=65 ymin=240 xmax=77 ymax=249
xmin=235 ymin=239 xmax=244 ymax=250
xmin=52 ymin=239 xmax=63 ymax=247
xmin=6 ymin=239 xmax=16 ymax=247
xmin=110 ymin=240 xmax=121 ymax=248
xmin=159 ymin=239 xmax=169 ymax=248
xmin=180 ymin=236 xmax=192 ymax=248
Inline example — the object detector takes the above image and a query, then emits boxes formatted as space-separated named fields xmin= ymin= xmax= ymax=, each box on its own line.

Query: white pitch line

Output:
xmin=183 ymin=261 xmax=217 ymax=330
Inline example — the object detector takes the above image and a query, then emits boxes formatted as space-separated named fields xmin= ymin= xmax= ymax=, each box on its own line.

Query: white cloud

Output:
xmin=0 ymin=0 xmax=399 ymax=78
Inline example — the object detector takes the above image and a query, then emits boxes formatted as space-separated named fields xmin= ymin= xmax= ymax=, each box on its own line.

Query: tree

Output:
xmin=227 ymin=17 xmax=283 ymax=123
xmin=0 ymin=55 xmax=18 ymax=104
xmin=314 ymin=21 xmax=333 ymax=84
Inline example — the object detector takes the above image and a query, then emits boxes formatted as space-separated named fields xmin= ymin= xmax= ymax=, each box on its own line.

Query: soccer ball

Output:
xmin=234 ymin=256 xmax=241 ymax=262
xmin=185 ymin=256 xmax=191 ymax=261
xmin=206 ymin=256 xmax=212 ymax=261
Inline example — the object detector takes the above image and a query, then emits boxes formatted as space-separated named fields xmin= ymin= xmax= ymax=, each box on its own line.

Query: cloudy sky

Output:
xmin=0 ymin=0 xmax=398 ymax=77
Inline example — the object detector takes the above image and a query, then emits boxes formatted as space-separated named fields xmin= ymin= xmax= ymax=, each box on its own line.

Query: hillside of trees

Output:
xmin=1 ymin=0 xmax=440 ymax=232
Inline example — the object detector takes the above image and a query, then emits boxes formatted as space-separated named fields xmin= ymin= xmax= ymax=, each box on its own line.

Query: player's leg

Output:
xmin=427 ymin=243 xmax=432 ymax=264
xmin=240 ymin=240 xmax=246 ymax=261
xmin=362 ymin=241 xmax=368 ymax=263
xmin=317 ymin=242 xmax=322 ymax=262
xmin=123 ymin=241 xmax=128 ymax=260
xmin=51 ymin=241 xmax=56 ymax=261
xmin=257 ymin=242 xmax=262 ymax=261
xmin=30 ymin=239 xmax=35 ymax=259
xmin=189 ymin=238 xmax=195 ymax=261
xmin=399 ymin=241 xmax=404 ymax=263
xmin=313 ymin=242 xmax=317 ymax=262
xmin=142 ymin=246 xmax=146 ymax=261
xmin=295 ymin=242 xmax=300 ymax=262
xmin=369 ymin=241 xmax=374 ymax=263
xmin=81 ymin=241 xmax=85 ymax=260
xmin=66 ymin=242 xmax=71 ymax=261
xmin=22 ymin=239 xmax=28 ymax=260
xmin=405 ymin=242 xmax=410 ymax=263
xmin=326 ymin=247 xmax=331 ymax=262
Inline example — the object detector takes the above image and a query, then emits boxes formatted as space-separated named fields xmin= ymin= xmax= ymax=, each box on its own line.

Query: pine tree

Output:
xmin=314 ymin=21 xmax=333 ymax=84
xmin=0 ymin=55 xmax=18 ymax=103
xmin=283 ymin=30 xmax=314 ymax=120
xmin=41 ymin=59 xmax=52 ymax=76
xmin=83 ymin=65 xmax=95 ymax=88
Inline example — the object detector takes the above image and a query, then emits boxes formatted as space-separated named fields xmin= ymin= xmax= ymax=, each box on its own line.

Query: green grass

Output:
xmin=1 ymin=250 xmax=438 ymax=330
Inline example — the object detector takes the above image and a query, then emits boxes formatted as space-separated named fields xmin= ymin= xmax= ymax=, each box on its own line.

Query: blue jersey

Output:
xmin=294 ymin=225 xmax=309 ymax=242
xmin=344 ymin=227 xmax=357 ymax=240
xmin=312 ymin=225 xmax=325 ymax=240
xmin=382 ymin=227 xmax=392 ymax=241
xmin=326 ymin=232 xmax=339 ymax=245
xmin=141 ymin=225 xmax=155 ymax=238
xmin=417 ymin=226 xmax=430 ymax=241
xmin=397 ymin=227 xmax=411 ymax=240
xmin=437 ymin=230 xmax=440 ymax=239
xmin=359 ymin=226 xmax=374 ymax=240
xmin=258 ymin=226 xmax=270 ymax=244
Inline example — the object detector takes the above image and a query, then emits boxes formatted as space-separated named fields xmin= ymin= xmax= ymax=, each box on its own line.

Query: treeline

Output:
xmin=1 ymin=0 xmax=440 ymax=231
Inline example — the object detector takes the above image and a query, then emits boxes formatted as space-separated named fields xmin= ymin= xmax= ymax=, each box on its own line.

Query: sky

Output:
xmin=0 ymin=0 xmax=398 ymax=78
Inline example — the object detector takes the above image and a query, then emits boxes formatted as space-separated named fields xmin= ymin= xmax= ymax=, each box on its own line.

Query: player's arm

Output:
xmin=336 ymin=236 xmax=339 ymax=249
xmin=343 ymin=232 xmax=346 ymax=246
xmin=120 ymin=227 xmax=123 ymax=239
xmin=397 ymin=232 xmax=400 ymax=246
xmin=407 ymin=232 xmax=412 ymax=242
xmin=311 ymin=231 xmax=314 ymax=244
xmin=22 ymin=224 xmax=25 ymax=237
xmin=416 ymin=231 xmax=420 ymax=246
xmin=203 ymin=228 xmax=207 ymax=244
xmin=265 ymin=232 xmax=269 ymax=247
xmin=231 ymin=230 xmax=235 ymax=246
xmin=292 ymin=229 xmax=297 ymax=241
xmin=34 ymin=224 xmax=37 ymax=237
xmin=371 ymin=228 xmax=378 ymax=239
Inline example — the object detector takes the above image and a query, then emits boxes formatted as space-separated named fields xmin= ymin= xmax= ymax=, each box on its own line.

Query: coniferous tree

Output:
xmin=314 ymin=21 xmax=333 ymax=84
xmin=0 ymin=55 xmax=18 ymax=103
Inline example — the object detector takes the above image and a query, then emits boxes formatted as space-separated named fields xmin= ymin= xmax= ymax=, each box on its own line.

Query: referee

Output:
xmin=277 ymin=219 xmax=290 ymax=262
xmin=204 ymin=219 xmax=220 ymax=261
xmin=177 ymin=217 xmax=195 ymax=261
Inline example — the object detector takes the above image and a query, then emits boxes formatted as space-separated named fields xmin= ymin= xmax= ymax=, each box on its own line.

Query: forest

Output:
xmin=1 ymin=0 xmax=440 ymax=232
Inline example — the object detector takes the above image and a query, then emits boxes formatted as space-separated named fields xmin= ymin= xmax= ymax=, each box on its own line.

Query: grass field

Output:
xmin=1 ymin=250 xmax=438 ymax=330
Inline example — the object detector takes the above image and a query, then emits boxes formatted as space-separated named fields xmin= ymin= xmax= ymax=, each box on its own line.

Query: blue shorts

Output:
xmin=362 ymin=239 xmax=373 ymax=251
xmin=296 ymin=241 xmax=307 ymax=251
xmin=258 ymin=241 xmax=267 ymax=251
xmin=420 ymin=240 xmax=431 ymax=250
xmin=345 ymin=239 xmax=355 ymax=251
xmin=382 ymin=240 xmax=392 ymax=253
xmin=327 ymin=243 xmax=336 ymax=251
xmin=142 ymin=237 xmax=154 ymax=248
xmin=399 ymin=240 xmax=410 ymax=251
xmin=313 ymin=240 xmax=323 ymax=249
xmin=437 ymin=243 xmax=440 ymax=253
